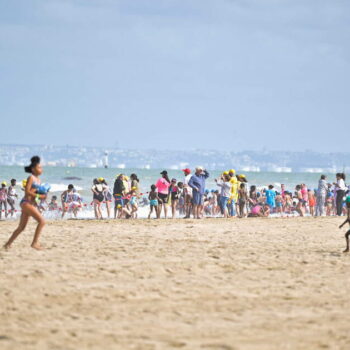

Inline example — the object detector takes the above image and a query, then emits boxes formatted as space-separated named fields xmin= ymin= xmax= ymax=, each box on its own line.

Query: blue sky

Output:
xmin=0 ymin=0 xmax=349 ymax=152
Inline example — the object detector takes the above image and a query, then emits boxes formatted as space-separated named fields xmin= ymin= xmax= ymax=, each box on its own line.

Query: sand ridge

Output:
xmin=1 ymin=217 xmax=349 ymax=350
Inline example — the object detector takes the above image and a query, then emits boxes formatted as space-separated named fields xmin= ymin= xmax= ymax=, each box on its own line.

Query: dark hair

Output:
xmin=295 ymin=185 xmax=301 ymax=190
xmin=68 ymin=184 xmax=74 ymax=190
xmin=52 ymin=195 xmax=57 ymax=200
xmin=151 ymin=184 xmax=156 ymax=191
xmin=240 ymin=183 xmax=245 ymax=189
xmin=93 ymin=178 xmax=99 ymax=185
xmin=268 ymin=185 xmax=274 ymax=189
xmin=321 ymin=175 xmax=326 ymax=180
xmin=178 ymin=182 xmax=183 ymax=187
xmin=24 ymin=156 xmax=41 ymax=173
xmin=130 ymin=174 xmax=139 ymax=182
xmin=11 ymin=179 xmax=16 ymax=184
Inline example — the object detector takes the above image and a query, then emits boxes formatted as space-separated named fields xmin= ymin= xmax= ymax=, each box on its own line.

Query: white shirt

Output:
xmin=184 ymin=174 xmax=193 ymax=195
xmin=337 ymin=178 xmax=347 ymax=191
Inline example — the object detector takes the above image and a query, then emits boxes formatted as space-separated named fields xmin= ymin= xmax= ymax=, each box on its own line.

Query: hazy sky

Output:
xmin=0 ymin=0 xmax=349 ymax=152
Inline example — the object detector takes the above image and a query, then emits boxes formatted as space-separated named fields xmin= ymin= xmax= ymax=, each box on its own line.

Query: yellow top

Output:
xmin=229 ymin=176 xmax=238 ymax=201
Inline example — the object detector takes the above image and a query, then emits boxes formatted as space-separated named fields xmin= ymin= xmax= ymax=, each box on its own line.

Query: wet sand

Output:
xmin=1 ymin=217 xmax=350 ymax=350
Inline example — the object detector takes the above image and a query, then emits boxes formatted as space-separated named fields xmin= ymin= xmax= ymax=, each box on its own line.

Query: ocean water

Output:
xmin=0 ymin=166 xmax=339 ymax=219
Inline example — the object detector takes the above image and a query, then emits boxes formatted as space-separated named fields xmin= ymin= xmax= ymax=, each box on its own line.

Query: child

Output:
xmin=275 ymin=192 xmax=283 ymax=215
xmin=129 ymin=188 xmax=138 ymax=219
xmin=326 ymin=192 xmax=334 ymax=216
xmin=295 ymin=185 xmax=304 ymax=217
xmin=308 ymin=189 xmax=316 ymax=216
xmin=148 ymin=185 xmax=160 ymax=219
xmin=0 ymin=182 xmax=8 ymax=219
xmin=339 ymin=197 xmax=350 ymax=252
xmin=7 ymin=179 xmax=18 ymax=217
xmin=169 ymin=178 xmax=179 ymax=219
xmin=238 ymin=182 xmax=248 ymax=218
xmin=49 ymin=195 xmax=59 ymax=211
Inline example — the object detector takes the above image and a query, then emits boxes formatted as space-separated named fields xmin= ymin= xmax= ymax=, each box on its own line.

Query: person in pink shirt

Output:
xmin=155 ymin=170 xmax=171 ymax=218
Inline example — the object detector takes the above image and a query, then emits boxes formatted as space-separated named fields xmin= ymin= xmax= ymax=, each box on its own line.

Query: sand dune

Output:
xmin=1 ymin=217 xmax=349 ymax=350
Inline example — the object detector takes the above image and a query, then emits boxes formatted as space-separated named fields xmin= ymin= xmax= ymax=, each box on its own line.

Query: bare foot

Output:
xmin=343 ymin=249 xmax=349 ymax=253
xmin=31 ymin=243 xmax=45 ymax=250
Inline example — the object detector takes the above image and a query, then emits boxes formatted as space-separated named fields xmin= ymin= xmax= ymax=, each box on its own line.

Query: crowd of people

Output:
xmin=3 ymin=156 xmax=350 ymax=251
xmin=0 ymin=168 xmax=349 ymax=221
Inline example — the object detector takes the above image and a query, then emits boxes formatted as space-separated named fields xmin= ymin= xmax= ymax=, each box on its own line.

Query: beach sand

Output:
xmin=1 ymin=217 xmax=350 ymax=350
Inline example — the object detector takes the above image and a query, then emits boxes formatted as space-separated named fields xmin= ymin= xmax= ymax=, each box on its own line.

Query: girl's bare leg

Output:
xmin=106 ymin=202 xmax=111 ymax=218
xmin=23 ymin=204 xmax=46 ymax=250
xmin=4 ymin=211 xmax=30 ymax=249
xmin=344 ymin=230 xmax=350 ymax=253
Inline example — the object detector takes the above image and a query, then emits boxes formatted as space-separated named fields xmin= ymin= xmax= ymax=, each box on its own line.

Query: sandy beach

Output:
xmin=1 ymin=217 xmax=350 ymax=350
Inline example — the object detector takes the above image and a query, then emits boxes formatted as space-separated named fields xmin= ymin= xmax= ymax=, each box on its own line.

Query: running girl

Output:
xmin=339 ymin=197 xmax=350 ymax=252
xmin=4 ymin=156 xmax=46 ymax=250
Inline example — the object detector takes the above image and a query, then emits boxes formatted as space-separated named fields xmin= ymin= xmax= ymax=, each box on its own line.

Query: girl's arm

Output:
xmin=25 ymin=176 xmax=39 ymax=198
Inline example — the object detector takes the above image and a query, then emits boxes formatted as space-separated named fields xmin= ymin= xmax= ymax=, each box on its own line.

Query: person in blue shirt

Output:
xmin=188 ymin=166 xmax=209 ymax=219
xmin=265 ymin=185 xmax=276 ymax=211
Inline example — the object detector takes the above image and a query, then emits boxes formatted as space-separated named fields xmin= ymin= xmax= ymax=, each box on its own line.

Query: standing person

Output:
xmin=128 ymin=188 xmax=138 ymax=218
xmin=238 ymin=183 xmax=248 ymax=218
xmin=91 ymin=178 xmax=106 ymax=219
xmin=308 ymin=189 xmax=316 ymax=217
xmin=4 ymin=156 xmax=46 ymax=250
xmin=7 ymin=179 xmax=18 ymax=217
xmin=301 ymin=184 xmax=309 ymax=214
xmin=148 ymin=185 xmax=160 ymax=219
xmin=169 ymin=178 xmax=179 ymax=219
xmin=228 ymin=169 xmax=238 ymax=217
xmin=155 ymin=170 xmax=171 ymax=219
xmin=61 ymin=184 xmax=74 ymax=219
xmin=334 ymin=173 xmax=347 ymax=216
xmin=295 ymin=185 xmax=304 ymax=217
xmin=316 ymin=175 xmax=328 ymax=216
xmin=0 ymin=182 xmax=8 ymax=219
xmin=188 ymin=166 xmax=209 ymax=219
xmin=183 ymin=168 xmax=193 ymax=219
xmin=113 ymin=174 xmax=125 ymax=219
xmin=130 ymin=174 xmax=140 ymax=196
xmin=215 ymin=173 xmax=232 ymax=218
xmin=100 ymin=178 xmax=112 ymax=219
xmin=265 ymin=185 xmax=276 ymax=213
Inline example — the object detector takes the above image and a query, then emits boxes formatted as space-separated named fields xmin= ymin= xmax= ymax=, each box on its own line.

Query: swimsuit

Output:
xmin=150 ymin=199 xmax=158 ymax=206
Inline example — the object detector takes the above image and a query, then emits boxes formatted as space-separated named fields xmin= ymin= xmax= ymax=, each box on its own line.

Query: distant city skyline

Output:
xmin=1 ymin=0 xmax=349 ymax=152
xmin=1 ymin=143 xmax=349 ymax=173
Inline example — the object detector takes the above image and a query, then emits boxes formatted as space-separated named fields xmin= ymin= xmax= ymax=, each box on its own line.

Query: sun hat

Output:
xmin=195 ymin=166 xmax=204 ymax=172
xmin=1 ymin=181 xmax=7 ymax=186
xmin=182 ymin=168 xmax=191 ymax=174
xmin=223 ymin=171 xmax=229 ymax=175
xmin=229 ymin=169 xmax=236 ymax=174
